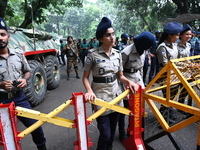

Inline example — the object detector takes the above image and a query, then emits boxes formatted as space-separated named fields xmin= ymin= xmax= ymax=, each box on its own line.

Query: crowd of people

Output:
xmin=1 ymin=14 xmax=200 ymax=150
xmin=57 ymin=19 xmax=200 ymax=149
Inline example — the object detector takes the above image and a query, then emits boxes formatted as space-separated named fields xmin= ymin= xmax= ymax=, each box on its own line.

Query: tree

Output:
xmin=1 ymin=0 xmax=83 ymax=28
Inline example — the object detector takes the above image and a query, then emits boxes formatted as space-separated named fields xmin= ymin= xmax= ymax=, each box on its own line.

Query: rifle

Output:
xmin=69 ymin=45 xmax=82 ymax=64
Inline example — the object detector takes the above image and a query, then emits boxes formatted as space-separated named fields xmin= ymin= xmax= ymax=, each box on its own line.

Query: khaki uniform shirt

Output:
xmin=84 ymin=46 xmax=123 ymax=116
xmin=0 ymin=48 xmax=30 ymax=93
xmin=156 ymin=40 xmax=178 ymax=67
xmin=121 ymin=44 xmax=145 ymax=89
xmin=177 ymin=41 xmax=191 ymax=58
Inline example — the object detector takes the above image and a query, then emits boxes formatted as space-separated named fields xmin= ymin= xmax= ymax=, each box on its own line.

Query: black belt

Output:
xmin=93 ymin=75 xmax=117 ymax=83
xmin=123 ymin=68 xmax=138 ymax=73
xmin=0 ymin=90 xmax=23 ymax=100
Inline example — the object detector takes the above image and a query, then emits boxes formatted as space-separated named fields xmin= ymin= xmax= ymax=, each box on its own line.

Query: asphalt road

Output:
xmin=6 ymin=63 xmax=199 ymax=150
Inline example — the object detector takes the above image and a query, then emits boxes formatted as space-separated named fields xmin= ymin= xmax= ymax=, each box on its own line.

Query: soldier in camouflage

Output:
xmin=63 ymin=36 xmax=80 ymax=80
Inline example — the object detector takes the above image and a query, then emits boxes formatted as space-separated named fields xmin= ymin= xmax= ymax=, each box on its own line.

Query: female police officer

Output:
xmin=156 ymin=22 xmax=182 ymax=123
xmin=82 ymin=17 xmax=139 ymax=150
xmin=118 ymin=31 xmax=156 ymax=141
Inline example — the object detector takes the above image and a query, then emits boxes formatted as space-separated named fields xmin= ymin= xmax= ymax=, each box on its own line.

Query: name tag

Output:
xmin=96 ymin=59 xmax=105 ymax=63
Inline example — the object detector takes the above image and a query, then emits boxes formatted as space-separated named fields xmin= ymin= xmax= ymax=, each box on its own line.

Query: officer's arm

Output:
xmin=0 ymin=81 xmax=12 ymax=90
xmin=118 ymin=71 xmax=139 ymax=93
xmin=82 ymin=71 xmax=96 ymax=102
xmin=17 ymin=71 xmax=31 ymax=88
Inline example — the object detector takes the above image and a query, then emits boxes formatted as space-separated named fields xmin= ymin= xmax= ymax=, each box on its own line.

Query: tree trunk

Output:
xmin=0 ymin=0 xmax=8 ymax=18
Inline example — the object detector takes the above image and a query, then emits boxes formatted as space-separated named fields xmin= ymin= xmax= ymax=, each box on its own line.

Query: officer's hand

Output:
xmin=128 ymin=81 xmax=139 ymax=94
xmin=66 ymin=47 xmax=70 ymax=50
xmin=17 ymin=78 xmax=27 ymax=88
xmin=0 ymin=81 xmax=13 ymax=91
xmin=85 ymin=92 xmax=96 ymax=103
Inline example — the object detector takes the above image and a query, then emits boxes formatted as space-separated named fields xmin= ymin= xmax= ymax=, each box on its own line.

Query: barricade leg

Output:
xmin=122 ymin=86 xmax=146 ymax=150
xmin=71 ymin=92 xmax=93 ymax=150
xmin=0 ymin=102 xmax=21 ymax=150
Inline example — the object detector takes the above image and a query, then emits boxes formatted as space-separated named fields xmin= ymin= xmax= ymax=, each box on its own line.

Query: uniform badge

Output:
xmin=86 ymin=57 xmax=92 ymax=64
xmin=161 ymin=51 xmax=166 ymax=55
xmin=99 ymin=68 xmax=105 ymax=75
xmin=0 ymin=20 xmax=5 ymax=27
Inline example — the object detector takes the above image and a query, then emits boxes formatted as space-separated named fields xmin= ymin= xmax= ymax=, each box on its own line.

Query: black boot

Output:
xmin=76 ymin=73 xmax=80 ymax=79
xmin=37 ymin=144 xmax=47 ymax=150
xmin=67 ymin=74 xmax=70 ymax=80
xmin=119 ymin=129 xmax=127 ymax=142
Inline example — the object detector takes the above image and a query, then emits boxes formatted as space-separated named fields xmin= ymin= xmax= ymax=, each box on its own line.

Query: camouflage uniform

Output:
xmin=64 ymin=43 xmax=79 ymax=79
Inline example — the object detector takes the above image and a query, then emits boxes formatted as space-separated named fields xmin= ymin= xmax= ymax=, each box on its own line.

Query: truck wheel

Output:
xmin=23 ymin=60 xmax=47 ymax=106
xmin=45 ymin=55 xmax=60 ymax=90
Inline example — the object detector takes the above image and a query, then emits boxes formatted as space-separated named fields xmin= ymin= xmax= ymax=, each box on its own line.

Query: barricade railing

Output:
xmin=0 ymin=86 xmax=144 ymax=150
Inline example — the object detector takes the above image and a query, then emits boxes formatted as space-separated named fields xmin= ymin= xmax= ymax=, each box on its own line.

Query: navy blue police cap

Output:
xmin=192 ymin=30 xmax=196 ymax=34
xmin=164 ymin=22 xmax=182 ymax=34
xmin=0 ymin=18 xmax=7 ymax=31
xmin=180 ymin=24 xmax=192 ymax=35
xmin=155 ymin=30 xmax=162 ymax=34
xmin=96 ymin=17 xmax=112 ymax=40
xmin=121 ymin=33 xmax=129 ymax=38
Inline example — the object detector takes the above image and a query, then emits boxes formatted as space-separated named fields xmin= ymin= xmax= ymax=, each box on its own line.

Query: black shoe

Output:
xmin=106 ymin=146 xmax=112 ymax=150
xmin=37 ymin=144 xmax=47 ymax=150
xmin=119 ymin=129 xmax=127 ymax=142
xmin=67 ymin=74 xmax=70 ymax=80
xmin=76 ymin=74 xmax=80 ymax=79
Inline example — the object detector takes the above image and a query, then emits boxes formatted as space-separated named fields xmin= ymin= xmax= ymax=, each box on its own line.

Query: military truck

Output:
xmin=8 ymin=27 xmax=61 ymax=106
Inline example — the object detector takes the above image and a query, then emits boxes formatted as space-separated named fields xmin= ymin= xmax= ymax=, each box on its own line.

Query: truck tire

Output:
xmin=23 ymin=60 xmax=47 ymax=106
xmin=45 ymin=55 xmax=60 ymax=90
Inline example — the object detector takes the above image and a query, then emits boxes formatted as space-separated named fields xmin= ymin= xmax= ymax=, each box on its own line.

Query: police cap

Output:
xmin=0 ymin=18 xmax=7 ymax=31
xmin=180 ymin=24 xmax=192 ymax=35
xmin=155 ymin=30 xmax=162 ymax=34
xmin=121 ymin=33 xmax=129 ymax=38
xmin=164 ymin=22 xmax=182 ymax=34
xmin=96 ymin=17 xmax=112 ymax=40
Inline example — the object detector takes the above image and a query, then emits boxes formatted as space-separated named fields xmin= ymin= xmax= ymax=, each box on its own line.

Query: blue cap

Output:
xmin=0 ymin=18 xmax=7 ymax=31
xmin=164 ymin=22 xmax=182 ymax=34
xmin=155 ymin=30 xmax=162 ymax=34
xmin=134 ymin=31 xmax=156 ymax=55
xmin=197 ymin=32 xmax=200 ymax=35
xmin=121 ymin=33 xmax=129 ymax=38
xmin=192 ymin=30 xmax=196 ymax=34
xmin=180 ymin=24 xmax=192 ymax=35
xmin=96 ymin=17 xmax=112 ymax=39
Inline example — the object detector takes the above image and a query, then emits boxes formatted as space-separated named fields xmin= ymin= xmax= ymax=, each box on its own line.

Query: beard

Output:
xmin=0 ymin=41 xmax=8 ymax=49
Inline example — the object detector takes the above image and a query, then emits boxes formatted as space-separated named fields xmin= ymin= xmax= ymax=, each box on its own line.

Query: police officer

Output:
xmin=177 ymin=24 xmax=192 ymax=108
xmin=119 ymin=31 xmax=155 ymax=142
xmin=63 ymin=36 xmax=80 ymax=80
xmin=0 ymin=18 xmax=47 ymax=150
xmin=156 ymin=22 xmax=183 ymax=123
xmin=82 ymin=17 xmax=139 ymax=150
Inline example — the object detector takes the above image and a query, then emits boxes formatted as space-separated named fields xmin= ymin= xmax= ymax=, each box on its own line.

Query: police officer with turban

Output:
xmin=0 ymin=18 xmax=47 ymax=150
xmin=82 ymin=17 xmax=139 ymax=150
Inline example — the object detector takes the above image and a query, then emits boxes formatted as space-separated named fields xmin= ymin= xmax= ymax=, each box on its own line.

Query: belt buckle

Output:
xmin=8 ymin=92 xmax=14 ymax=99
xmin=130 ymin=67 xmax=135 ymax=73
xmin=106 ymin=77 xmax=112 ymax=83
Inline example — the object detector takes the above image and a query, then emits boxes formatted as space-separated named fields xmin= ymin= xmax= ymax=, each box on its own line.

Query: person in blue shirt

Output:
xmin=118 ymin=33 xmax=130 ymax=51
xmin=80 ymin=39 xmax=90 ymax=67
xmin=91 ymin=37 xmax=99 ymax=48
xmin=189 ymin=30 xmax=197 ymax=56
xmin=194 ymin=32 xmax=200 ymax=56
